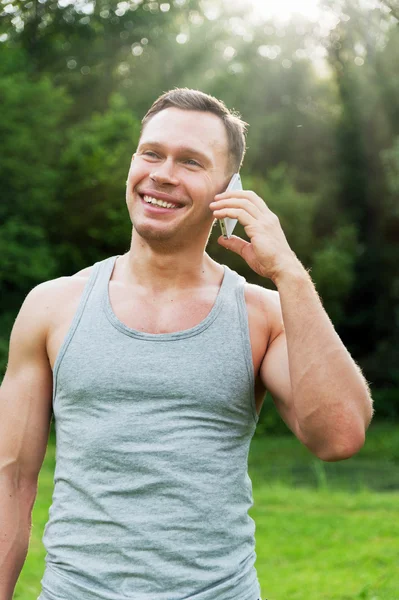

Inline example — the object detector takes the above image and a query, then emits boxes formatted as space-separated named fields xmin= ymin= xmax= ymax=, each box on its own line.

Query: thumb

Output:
xmin=217 ymin=235 xmax=250 ymax=257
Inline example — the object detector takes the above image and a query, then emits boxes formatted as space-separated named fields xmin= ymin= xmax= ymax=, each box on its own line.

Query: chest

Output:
xmin=47 ymin=278 xmax=269 ymax=415
xmin=110 ymin=286 xmax=217 ymax=335
xmin=106 ymin=284 xmax=268 ymax=377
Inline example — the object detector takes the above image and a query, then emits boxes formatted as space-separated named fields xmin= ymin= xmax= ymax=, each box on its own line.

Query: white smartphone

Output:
xmin=219 ymin=173 xmax=242 ymax=239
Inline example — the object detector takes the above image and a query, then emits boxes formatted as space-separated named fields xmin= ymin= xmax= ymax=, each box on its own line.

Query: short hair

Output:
xmin=141 ymin=88 xmax=248 ymax=174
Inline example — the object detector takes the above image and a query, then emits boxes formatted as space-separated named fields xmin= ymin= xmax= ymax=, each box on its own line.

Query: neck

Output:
xmin=119 ymin=229 xmax=220 ymax=293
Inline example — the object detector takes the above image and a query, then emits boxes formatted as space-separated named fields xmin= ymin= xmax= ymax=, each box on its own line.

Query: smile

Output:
xmin=143 ymin=195 xmax=181 ymax=209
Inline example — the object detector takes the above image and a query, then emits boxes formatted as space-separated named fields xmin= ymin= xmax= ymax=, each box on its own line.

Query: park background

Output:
xmin=0 ymin=0 xmax=398 ymax=598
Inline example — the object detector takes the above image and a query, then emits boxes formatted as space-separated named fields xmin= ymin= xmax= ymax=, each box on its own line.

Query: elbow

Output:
xmin=316 ymin=429 xmax=366 ymax=462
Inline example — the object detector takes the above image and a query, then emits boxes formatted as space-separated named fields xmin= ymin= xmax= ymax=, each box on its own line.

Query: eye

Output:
xmin=142 ymin=151 xmax=160 ymax=159
xmin=184 ymin=159 xmax=201 ymax=167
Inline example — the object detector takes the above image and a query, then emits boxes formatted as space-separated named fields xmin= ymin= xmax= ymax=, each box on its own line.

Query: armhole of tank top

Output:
xmin=52 ymin=261 xmax=102 ymax=404
xmin=235 ymin=280 xmax=259 ymax=425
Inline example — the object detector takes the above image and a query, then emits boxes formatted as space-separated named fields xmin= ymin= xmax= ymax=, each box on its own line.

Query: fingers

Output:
xmin=212 ymin=206 xmax=255 ymax=228
xmin=210 ymin=197 xmax=260 ymax=220
xmin=217 ymin=235 xmax=251 ymax=257
xmin=214 ymin=189 xmax=268 ymax=213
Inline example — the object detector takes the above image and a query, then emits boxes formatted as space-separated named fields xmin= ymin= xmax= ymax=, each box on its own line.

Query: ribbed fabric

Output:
xmin=38 ymin=255 xmax=262 ymax=600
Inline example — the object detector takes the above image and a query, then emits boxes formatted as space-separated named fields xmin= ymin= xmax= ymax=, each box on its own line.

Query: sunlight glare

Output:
xmin=233 ymin=0 xmax=322 ymax=22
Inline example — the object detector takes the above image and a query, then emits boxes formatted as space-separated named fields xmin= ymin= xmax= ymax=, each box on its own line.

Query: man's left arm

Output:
xmin=210 ymin=188 xmax=374 ymax=462
xmin=260 ymin=268 xmax=373 ymax=461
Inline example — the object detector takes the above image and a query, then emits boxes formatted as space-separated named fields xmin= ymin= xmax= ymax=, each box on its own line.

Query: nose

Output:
xmin=150 ymin=158 xmax=179 ymax=186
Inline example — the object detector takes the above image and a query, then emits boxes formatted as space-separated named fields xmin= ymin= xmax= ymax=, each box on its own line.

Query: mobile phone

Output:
xmin=219 ymin=173 xmax=242 ymax=239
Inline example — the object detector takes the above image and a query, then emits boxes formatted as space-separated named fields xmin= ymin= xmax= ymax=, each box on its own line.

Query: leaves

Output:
xmin=1 ymin=0 xmax=399 ymax=409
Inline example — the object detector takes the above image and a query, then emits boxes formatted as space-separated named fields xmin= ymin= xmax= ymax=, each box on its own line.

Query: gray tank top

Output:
xmin=38 ymin=255 xmax=262 ymax=600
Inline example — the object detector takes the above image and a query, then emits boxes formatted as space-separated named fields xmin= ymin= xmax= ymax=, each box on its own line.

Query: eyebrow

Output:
xmin=137 ymin=141 xmax=214 ymax=167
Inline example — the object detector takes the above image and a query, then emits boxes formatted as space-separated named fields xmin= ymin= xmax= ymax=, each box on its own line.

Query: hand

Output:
xmin=210 ymin=189 xmax=302 ymax=282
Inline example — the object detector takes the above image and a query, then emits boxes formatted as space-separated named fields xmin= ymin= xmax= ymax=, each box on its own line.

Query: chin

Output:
xmin=132 ymin=221 xmax=180 ymax=243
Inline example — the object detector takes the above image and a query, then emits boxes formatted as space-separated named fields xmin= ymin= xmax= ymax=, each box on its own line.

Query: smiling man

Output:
xmin=0 ymin=89 xmax=373 ymax=600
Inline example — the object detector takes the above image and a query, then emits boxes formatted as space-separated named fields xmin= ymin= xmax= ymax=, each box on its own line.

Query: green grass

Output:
xmin=15 ymin=422 xmax=399 ymax=600
xmin=249 ymin=420 xmax=399 ymax=492
xmin=252 ymin=485 xmax=398 ymax=599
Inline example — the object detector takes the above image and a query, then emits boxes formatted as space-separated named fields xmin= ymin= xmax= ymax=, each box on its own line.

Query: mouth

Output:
xmin=137 ymin=190 xmax=186 ymax=212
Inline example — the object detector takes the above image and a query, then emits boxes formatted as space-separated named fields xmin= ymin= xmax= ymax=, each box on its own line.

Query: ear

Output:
xmin=132 ymin=152 xmax=136 ymax=161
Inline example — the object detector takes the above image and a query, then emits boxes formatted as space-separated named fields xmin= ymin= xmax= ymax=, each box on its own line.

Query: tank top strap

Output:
xmin=88 ymin=254 xmax=119 ymax=309
xmin=52 ymin=256 xmax=118 ymax=382
xmin=222 ymin=263 xmax=246 ymax=286
xmin=219 ymin=264 xmax=255 ymax=405
xmin=220 ymin=263 xmax=248 ymax=316
xmin=215 ymin=263 xmax=243 ymax=297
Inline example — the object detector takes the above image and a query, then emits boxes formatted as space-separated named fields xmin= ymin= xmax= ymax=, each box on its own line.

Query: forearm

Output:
xmin=274 ymin=261 xmax=373 ymax=460
xmin=0 ymin=472 xmax=35 ymax=600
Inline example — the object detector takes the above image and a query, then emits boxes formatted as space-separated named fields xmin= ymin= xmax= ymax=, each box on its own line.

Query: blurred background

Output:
xmin=0 ymin=0 xmax=398 ymax=598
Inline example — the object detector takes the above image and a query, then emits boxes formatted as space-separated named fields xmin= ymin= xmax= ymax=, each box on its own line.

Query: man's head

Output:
xmin=126 ymin=88 xmax=248 ymax=246
xmin=141 ymin=88 xmax=248 ymax=175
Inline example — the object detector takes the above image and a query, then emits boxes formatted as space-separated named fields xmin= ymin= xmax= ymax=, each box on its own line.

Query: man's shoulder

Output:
xmin=26 ymin=259 xmax=109 ymax=346
xmin=222 ymin=263 xmax=282 ymax=321
xmin=243 ymin=281 xmax=280 ymax=311
xmin=34 ymin=262 xmax=96 ymax=296
xmin=244 ymin=281 xmax=281 ymax=313
xmin=71 ymin=264 xmax=96 ymax=279
xmin=242 ymin=281 xmax=283 ymax=343
xmin=28 ymin=260 xmax=102 ymax=322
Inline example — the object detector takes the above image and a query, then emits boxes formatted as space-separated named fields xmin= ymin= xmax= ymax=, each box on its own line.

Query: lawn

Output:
xmin=15 ymin=422 xmax=399 ymax=600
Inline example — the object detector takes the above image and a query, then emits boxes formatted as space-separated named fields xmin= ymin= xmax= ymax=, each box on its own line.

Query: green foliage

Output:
xmin=256 ymin=167 xmax=321 ymax=260
xmin=0 ymin=47 xmax=70 ymax=223
xmin=0 ymin=45 xmax=69 ymax=316
xmin=0 ymin=218 xmax=57 ymax=292
xmin=1 ymin=0 xmax=399 ymax=408
xmin=369 ymin=388 xmax=399 ymax=420
xmin=0 ymin=332 xmax=10 ymax=382
xmin=49 ymin=92 xmax=140 ymax=274
xmin=311 ymin=225 xmax=360 ymax=324
xmin=381 ymin=136 xmax=399 ymax=197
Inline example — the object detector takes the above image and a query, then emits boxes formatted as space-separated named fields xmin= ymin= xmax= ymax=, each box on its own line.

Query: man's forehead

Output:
xmin=140 ymin=108 xmax=229 ymax=158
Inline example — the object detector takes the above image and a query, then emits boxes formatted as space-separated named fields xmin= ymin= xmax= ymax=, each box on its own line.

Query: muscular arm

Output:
xmin=0 ymin=284 xmax=54 ymax=599
xmin=260 ymin=265 xmax=373 ymax=462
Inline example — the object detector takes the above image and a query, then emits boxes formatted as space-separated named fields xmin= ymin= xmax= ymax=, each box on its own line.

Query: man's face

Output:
xmin=126 ymin=107 xmax=231 ymax=244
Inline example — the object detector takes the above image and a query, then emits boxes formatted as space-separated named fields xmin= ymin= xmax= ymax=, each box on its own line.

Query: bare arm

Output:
xmin=210 ymin=187 xmax=373 ymax=461
xmin=260 ymin=266 xmax=373 ymax=461
xmin=0 ymin=284 xmax=53 ymax=600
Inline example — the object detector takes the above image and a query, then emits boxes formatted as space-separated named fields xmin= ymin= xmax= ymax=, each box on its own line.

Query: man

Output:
xmin=0 ymin=88 xmax=373 ymax=600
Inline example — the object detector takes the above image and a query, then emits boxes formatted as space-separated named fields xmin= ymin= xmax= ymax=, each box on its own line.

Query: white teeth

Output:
xmin=143 ymin=195 xmax=179 ymax=209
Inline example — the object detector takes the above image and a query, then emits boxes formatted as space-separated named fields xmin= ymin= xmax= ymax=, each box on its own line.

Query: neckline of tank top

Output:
xmin=102 ymin=255 xmax=236 ymax=341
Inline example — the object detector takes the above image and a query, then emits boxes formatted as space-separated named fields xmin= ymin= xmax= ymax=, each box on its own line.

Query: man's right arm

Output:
xmin=0 ymin=283 xmax=54 ymax=600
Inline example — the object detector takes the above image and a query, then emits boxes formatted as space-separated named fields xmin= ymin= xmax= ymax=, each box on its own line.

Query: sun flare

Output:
xmin=233 ymin=0 xmax=322 ymax=22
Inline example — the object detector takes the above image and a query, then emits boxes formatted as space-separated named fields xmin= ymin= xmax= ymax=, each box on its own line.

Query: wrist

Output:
xmin=272 ymin=258 xmax=310 ymax=288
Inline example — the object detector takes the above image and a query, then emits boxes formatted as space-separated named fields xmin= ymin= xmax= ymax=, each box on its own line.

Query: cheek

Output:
xmin=128 ymin=160 xmax=148 ymax=183
xmin=199 ymin=183 xmax=218 ymax=208
xmin=127 ymin=167 xmax=139 ymax=188
xmin=189 ymin=172 xmax=214 ymax=197
xmin=125 ymin=173 xmax=139 ymax=207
